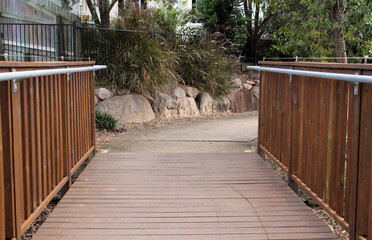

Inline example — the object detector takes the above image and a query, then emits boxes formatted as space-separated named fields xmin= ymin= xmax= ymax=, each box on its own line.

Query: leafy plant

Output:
xmin=95 ymin=110 xmax=118 ymax=130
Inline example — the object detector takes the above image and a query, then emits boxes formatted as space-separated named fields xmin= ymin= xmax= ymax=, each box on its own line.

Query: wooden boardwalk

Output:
xmin=33 ymin=153 xmax=337 ymax=240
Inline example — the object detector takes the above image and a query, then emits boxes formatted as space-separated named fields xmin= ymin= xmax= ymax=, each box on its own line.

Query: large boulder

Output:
xmin=172 ymin=87 xmax=187 ymax=100
xmin=95 ymin=88 xmax=113 ymax=101
xmin=178 ymin=98 xmax=200 ymax=118
xmin=94 ymin=96 xmax=99 ymax=106
xmin=153 ymin=93 xmax=179 ymax=120
xmin=229 ymin=88 xmax=258 ymax=113
xmin=252 ymin=86 xmax=259 ymax=98
xmin=197 ymin=93 xmax=230 ymax=115
xmin=184 ymin=86 xmax=200 ymax=98
xmin=153 ymin=93 xmax=200 ymax=119
xmin=96 ymin=94 xmax=155 ymax=129
xmin=232 ymin=77 xmax=242 ymax=88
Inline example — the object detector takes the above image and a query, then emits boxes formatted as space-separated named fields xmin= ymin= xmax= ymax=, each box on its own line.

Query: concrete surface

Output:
xmin=98 ymin=115 xmax=258 ymax=153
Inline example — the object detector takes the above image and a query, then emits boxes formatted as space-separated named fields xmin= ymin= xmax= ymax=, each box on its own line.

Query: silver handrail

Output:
xmin=0 ymin=65 xmax=107 ymax=82
xmin=247 ymin=66 xmax=372 ymax=84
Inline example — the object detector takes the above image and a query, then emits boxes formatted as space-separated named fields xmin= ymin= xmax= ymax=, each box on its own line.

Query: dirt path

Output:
xmin=96 ymin=113 xmax=258 ymax=153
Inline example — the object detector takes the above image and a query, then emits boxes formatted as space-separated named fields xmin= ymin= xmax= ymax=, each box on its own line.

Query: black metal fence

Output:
xmin=0 ymin=23 xmax=208 ymax=62
xmin=0 ymin=22 xmax=78 ymax=61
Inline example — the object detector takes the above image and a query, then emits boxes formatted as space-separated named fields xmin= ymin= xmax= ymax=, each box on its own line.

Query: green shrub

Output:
xmin=177 ymin=38 xmax=234 ymax=97
xmin=106 ymin=7 xmax=181 ymax=95
xmin=95 ymin=110 xmax=118 ymax=130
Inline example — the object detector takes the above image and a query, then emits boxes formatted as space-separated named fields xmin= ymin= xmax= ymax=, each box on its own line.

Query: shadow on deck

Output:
xmin=33 ymin=153 xmax=337 ymax=240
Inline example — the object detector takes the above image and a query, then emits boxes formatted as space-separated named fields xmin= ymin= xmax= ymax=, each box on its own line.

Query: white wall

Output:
xmin=70 ymin=0 xmax=119 ymax=23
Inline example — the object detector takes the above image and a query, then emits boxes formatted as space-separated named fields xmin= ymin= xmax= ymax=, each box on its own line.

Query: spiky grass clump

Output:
xmin=109 ymin=7 xmax=181 ymax=95
xmin=177 ymin=38 xmax=234 ymax=97
xmin=95 ymin=110 xmax=118 ymax=131
xmin=112 ymin=33 xmax=180 ymax=96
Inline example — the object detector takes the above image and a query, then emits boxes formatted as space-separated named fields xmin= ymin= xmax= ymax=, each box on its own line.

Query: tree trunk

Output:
xmin=118 ymin=0 xmax=124 ymax=16
xmin=100 ymin=11 xmax=111 ymax=28
xmin=86 ymin=0 xmax=101 ymax=26
xmin=329 ymin=1 xmax=347 ymax=63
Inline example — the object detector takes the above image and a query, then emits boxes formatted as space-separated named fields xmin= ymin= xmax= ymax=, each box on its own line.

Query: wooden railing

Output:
xmin=257 ymin=61 xmax=372 ymax=240
xmin=0 ymin=62 xmax=98 ymax=239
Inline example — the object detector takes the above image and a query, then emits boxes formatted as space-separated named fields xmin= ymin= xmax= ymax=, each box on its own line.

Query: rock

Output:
xmin=96 ymin=94 xmax=155 ymax=129
xmin=230 ymin=88 xmax=258 ymax=113
xmin=153 ymin=92 xmax=179 ymax=120
xmin=232 ymin=78 xmax=242 ymax=88
xmin=252 ymin=86 xmax=259 ymax=98
xmin=197 ymin=93 xmax=214 ymax=115
xmin=185 ymin=86 xmax=200 ymax=98
xmin=216 ymin=96 xmax=231 ymax=112
xmin=178 ymin=98 xmax=200 ymax=118
xmin=153 ymin=93 xmax=200 ymax=119
xmin=197 ymin=93 xmax=230 ymax=115
xmin=245 ymin=80 xmax=255 ymax=85
xmin=172 ymin=87 xmax=186 ymax=100
xmin=94 ymin=96 xmax=99 ymax=105
xmin=117 ymin=88 xmax=130 ymax=95
xmin=243 ymin=83 xmax=253 ymax=90
xmin=142 ymin=91 xmax=155 ymax=105
xmin=95 ymin=88 xmax=113 ymax=101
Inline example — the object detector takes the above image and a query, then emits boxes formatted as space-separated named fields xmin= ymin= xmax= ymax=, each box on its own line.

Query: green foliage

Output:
xmin=178 ymin=38 xmax=233 ymax=96
xmin=95 ymin=111 xmax=118 ymax=130
xmin=59 ymin=0 xmax=79 ymax=10
xmin=270 ymin=0 xmax=372 ymax=59
xmin=344 ymin=0 xmax=372 ymax=57
xmin=196 ymin=0 xmax=242 ymax=39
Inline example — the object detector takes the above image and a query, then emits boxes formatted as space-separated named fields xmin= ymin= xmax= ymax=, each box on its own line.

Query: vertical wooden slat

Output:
xmin=0 ymin=93 xmax=5 ymax=240
xmin=73 ymin=75 xmax=78 ymax=167
xmin=21 ymin=80 xmax=31 ymax=218
xmin=29 ymin=78 xmax=38 ymax=210
xmin=45 ymin=75 xmax=52 ymax=194
xmin=35 ymin=77 xmax=43 ymax=205
xmin=356 ymin=81 xmax=372 ymax=236
xmin=54 ymin=75 xmax=61 ymax=183
xmin=40 ymin=76 xmax=47 ymax=198
xmin=61 ymin=74 xmax=72 ymax=186
xmin=346 ymin=83 xmax=361 ymax=239
xmin=257 ymin=71 xmax=262 ymax=155
xmin=11 ymin=80 xmax=24 ymax=239
xmin=90 ymin=72 xmax=96 ymax=151
xmin=369 ymin=146 xmax=372 ymax=240
xmin=58 ymin=74 xmax=64 ymax=182
xmin=50 ymin=75 xmax=56 ymax=188
xmin=78 ymin=74 xmax=83 ymax=160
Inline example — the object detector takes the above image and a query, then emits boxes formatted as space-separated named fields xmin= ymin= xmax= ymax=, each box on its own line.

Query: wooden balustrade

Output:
xmin=258 ymin=61 xmax=372 ymax=240
xmin=0 ymin=61 xmax=96 ymax=239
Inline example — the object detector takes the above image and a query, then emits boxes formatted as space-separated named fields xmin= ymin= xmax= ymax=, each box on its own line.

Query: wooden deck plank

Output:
xmin=33 ymin=153 xmax=337 ymax=240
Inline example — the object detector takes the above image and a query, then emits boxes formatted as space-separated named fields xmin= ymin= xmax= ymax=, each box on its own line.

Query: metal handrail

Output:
xmin=0 ymin=65 xmax=107 ymax=82
xmin=247 ymin=66 xmax=372 ymax=84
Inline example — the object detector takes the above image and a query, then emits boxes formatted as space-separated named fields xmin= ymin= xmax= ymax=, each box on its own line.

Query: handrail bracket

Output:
xmin=352 ymin=82 xmax=359 ymax=95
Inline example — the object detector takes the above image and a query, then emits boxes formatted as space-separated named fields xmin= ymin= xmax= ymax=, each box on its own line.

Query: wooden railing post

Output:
xmin=346 ymin=83 xmax=361 ymax=240
xmin=257 ymin=71 xmax=262 ymax=156
xmin=11 ymin=79 xmax=24 ymax=239
xmin=0 ymin=80 xmax=16 ymax=239
xmin=61 ymin=73 xmax=72 ymax=188
xmin=0 ymin=97 xmax=4 ymax=240
xmin=287 ymin=74 xmax=297 ymax=193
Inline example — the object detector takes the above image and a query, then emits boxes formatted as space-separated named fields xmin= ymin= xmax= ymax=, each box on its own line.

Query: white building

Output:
xmin=70 ymin=0 xmax=198 ymax=28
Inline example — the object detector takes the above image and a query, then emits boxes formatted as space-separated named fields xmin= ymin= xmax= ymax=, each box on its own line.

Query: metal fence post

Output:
xmin=72 ymin=21 xmax=77 ymax=61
